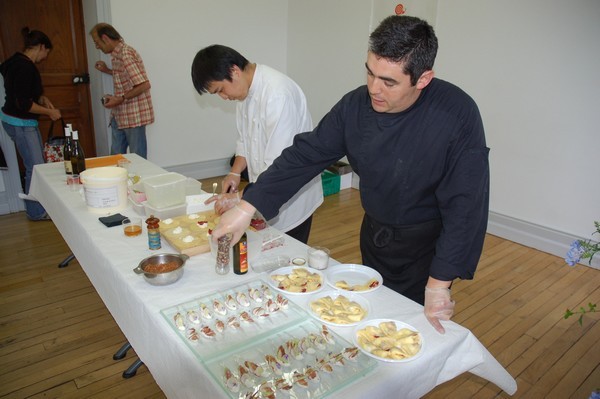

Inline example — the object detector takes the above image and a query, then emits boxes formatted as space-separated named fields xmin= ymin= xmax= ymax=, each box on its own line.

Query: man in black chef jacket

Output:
xmin=211 ymin=15 xmax=489 ymax=334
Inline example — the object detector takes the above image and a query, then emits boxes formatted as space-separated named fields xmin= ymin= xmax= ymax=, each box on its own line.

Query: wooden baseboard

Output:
xmin=488 ymin=211 xmax=599 ymax=269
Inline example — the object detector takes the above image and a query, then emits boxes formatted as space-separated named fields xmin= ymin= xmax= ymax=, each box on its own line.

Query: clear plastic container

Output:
xmin=142 ymin=172 xmax=186 ymax=208
xmin=144 ymin=201 xmax=186 ymax=219
xmin=250 ymin=255 xmax=290 ymax=273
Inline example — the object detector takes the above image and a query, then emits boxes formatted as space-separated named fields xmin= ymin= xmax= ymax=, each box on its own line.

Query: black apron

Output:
xmin=360 ymin=214 xmax=442 ymax=304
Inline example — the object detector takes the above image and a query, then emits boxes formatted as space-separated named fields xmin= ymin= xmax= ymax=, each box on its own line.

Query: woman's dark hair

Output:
xmin=191 ymin=45 xmax=249 ymax=95
xmin=21 ymin=27 xmax=53 ymax=50
xmin=369 ymin=16 xmax=438 ymax=86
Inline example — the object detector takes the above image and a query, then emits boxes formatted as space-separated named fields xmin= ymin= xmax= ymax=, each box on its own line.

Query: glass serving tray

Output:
xmin=204 ymin=318 xmax=377 ymax=399
xmin=160 ymin=278 xmax=307 ymax=362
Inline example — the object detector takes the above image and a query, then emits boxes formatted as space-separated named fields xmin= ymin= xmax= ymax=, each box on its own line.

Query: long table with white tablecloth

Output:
xmin=30 ymin=154 xmax=517 ymax=398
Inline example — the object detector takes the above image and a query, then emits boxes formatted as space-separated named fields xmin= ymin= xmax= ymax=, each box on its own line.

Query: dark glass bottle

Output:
xmin=63 ymin=126 xmax=73 ymax=175
xmin=70 ymin=130 xmax=86 ymax=175
xmin=233 ymin=232 xmax=248 ymax=275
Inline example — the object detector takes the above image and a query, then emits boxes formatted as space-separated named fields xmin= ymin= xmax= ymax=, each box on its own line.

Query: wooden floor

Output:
xmin=0 ymin=178 xmax=598 ymax=398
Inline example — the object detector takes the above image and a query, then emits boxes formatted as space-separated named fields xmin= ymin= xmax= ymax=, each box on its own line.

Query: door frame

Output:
xmin=84 ymin=0 xmax=112 ymax=156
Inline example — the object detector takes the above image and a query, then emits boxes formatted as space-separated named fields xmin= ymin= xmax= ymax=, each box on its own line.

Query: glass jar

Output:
xmin=145 ymin=215 xmax=161 ymax=250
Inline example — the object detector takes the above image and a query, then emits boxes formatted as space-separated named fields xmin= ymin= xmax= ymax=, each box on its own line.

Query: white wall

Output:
xmin=434 ymin=0 xmax=600 ymax=265
xmin=86 ymin=0 xmax=599 ymax=266
xmin=107 ymin=0 xmax=289 ymax=169
xmin=286 ymin=1 xmax=372 ymax=123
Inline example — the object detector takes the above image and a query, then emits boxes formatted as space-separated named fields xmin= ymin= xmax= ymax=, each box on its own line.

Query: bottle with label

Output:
xmin=63 ymin=125 xmax=73 ymax=175
xmin=233 ymin=232 xmax=248 ymax=275
xmin=146 ymin=215 xmax=161 ymax=250
xmin=70 ymin=130 xmax=86 ymax=175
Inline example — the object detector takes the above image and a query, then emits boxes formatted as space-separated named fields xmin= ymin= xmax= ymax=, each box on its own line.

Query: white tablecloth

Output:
xmin=30 ymin=154 xmax=517 ymax=398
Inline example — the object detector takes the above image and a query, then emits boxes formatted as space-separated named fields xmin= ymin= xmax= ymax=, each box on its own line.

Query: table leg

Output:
xmin=113 ymin=342 xmax=132 ymax=360
xmin=114 ymin=341 xmax=145 ymax=379
xmin=123 ymin=359 xmax=144 ymax=379
xmin=58 ymin=253 xmax=76 ymax=268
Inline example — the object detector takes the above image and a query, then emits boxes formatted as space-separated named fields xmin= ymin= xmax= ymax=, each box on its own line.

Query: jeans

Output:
xmin=1 ymin=121 xmax=47 ymax=220
xmin=110 ymin=117 xmax=147 ymax=159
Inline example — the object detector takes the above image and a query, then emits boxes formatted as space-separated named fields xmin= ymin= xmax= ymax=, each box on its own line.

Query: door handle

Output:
xmin=72 ymin=73 xmax=90 ymax=84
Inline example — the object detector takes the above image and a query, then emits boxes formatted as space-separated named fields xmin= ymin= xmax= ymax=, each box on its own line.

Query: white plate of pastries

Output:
xmin=326 ymin=264 xmax=383 ymax=293
xmin=268 ymin=266 xmax=325 ymax=295
xmin=308 ymin=290 xmax=371 ymax=327
xmin=353 ymin=319 xmax=423 ymax=362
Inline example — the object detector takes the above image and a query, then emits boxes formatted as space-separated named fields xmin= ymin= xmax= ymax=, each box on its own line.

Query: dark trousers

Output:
xmin=360 ymin=214 xmax=442 ymax=305
xmin=285 ymin=215 xmax=313 ymax=244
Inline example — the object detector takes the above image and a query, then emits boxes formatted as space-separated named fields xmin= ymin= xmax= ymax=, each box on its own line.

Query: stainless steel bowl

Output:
xmin=133 ymin=253 xmax=189 ymax=286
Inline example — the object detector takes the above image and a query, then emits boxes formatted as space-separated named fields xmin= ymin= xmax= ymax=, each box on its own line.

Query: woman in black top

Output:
xmin=0 ymin=27 xmax=61 ymax=220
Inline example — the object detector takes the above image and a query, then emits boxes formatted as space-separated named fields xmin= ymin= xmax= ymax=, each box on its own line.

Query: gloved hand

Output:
xmin=424 ymin=287 xmax=455 ymax=334
xmin=222 ymin=173 xmax=241 ymax=194
xmin=204 ymin=192 xmax=241 ymax=215
xmin=211 ymin=200 xmax=255 ymax=245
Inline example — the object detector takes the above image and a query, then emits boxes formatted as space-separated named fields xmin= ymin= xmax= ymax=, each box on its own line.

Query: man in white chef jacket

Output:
xmin=191 ymin=45 xmax=323 ymax=243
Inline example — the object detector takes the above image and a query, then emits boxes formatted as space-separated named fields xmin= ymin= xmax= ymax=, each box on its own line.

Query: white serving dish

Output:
xmin=353 ymin=318 xmax=424 ymax=363
xmin=307 ymin=289 xmax=371 ymax=327
xmin=268 ymin=266 xmax=325 ymax=295
xmin=185 ymin=193 xmax=214 ymax=214
xmin=325 ymin=264 xmax=383 ymax=293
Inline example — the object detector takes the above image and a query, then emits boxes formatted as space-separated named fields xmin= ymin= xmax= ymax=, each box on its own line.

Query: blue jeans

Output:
xmin=110 ymin=117 xmax=147 ymax=159
xmin=1 ymin=121 xmax=47 ymax=220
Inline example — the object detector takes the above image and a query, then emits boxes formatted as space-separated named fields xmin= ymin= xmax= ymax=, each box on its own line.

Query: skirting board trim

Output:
xmin=163 ymin=158 xmax=231 ymax=180
xmin=487 ymin=211 xmax=599 ymax=270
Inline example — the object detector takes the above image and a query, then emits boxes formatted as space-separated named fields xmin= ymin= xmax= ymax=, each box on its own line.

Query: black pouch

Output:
xmin=99 ymin=213 xmax=127 ymax=227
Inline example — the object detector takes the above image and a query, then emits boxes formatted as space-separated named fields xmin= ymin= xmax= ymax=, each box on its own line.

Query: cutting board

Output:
xmin=158 ymin=212 xmax=220 ymax=256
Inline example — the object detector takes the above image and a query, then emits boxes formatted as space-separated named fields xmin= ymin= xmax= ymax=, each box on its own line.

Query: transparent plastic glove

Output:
xmin=222 ymin=174 xmax=241 ymax=194
xmin=211 ymin=200 xmax=255 ymax=244
xmin=424 ymin=287 xmax=455 ymax=334
xmin=204 ymin=192 xmax=241 ymax=215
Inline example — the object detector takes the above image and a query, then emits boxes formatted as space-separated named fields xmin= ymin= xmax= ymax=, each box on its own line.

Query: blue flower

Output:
xmin=565 ymin=240 xmax=584 ymax=266
xmin=589 ymin=390 xmax=600 ymax=399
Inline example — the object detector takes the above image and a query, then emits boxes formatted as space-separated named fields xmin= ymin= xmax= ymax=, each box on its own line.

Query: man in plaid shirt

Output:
xmin=90 ymin=23 xmax=154 ymax=159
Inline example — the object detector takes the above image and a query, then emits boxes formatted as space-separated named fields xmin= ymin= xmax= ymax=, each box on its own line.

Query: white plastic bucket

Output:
xmin=80 ymin=166 xmax=128 ymax=214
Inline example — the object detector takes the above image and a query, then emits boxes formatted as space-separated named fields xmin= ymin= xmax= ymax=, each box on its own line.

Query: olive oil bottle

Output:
xmin=62 ymin=125 xmax=73 ymax=174
xmin=70 ymin=130 xmax=86 ymax=175
xmin=233 ymin=232 xmax=248 ymax=275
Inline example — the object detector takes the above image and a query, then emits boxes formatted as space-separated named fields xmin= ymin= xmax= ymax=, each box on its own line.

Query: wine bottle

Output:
xmin=233 ymin=232 xmax=248 ymax=275
xmin=70 ymin=130 xmax=86 ymax=175
xmin=63 ymin=125 xmax=73 ymax=175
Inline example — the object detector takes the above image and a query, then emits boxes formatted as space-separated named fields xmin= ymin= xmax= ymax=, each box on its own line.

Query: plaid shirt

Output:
xmin=111 ymin=41 xmax=154 ymax=129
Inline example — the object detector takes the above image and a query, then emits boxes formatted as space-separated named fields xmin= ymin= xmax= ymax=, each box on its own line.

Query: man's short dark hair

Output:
xmin=191 ymin=45 xmax=249 ymax=95
xmin=369 ymin=16 xmax=438 ymax=85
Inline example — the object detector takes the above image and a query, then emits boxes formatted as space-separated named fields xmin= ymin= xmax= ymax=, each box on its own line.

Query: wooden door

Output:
xmin=0 ymin=0 xmax=96 ymax=157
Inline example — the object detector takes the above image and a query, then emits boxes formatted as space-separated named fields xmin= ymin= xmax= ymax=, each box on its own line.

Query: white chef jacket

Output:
xmin=236 ymin=64 xmax=323 ymax=232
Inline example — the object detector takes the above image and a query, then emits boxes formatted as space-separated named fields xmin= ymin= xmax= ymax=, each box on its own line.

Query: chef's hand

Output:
xmin=424 ymin=286 xmax=455 ymax=334
xmin=211 ymin=200 xmax=255 ymax=244
xmin=222 ymin=173 xmax=241 ymax=194
xmin=204 ymin=192 xmax=240 ymax=215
